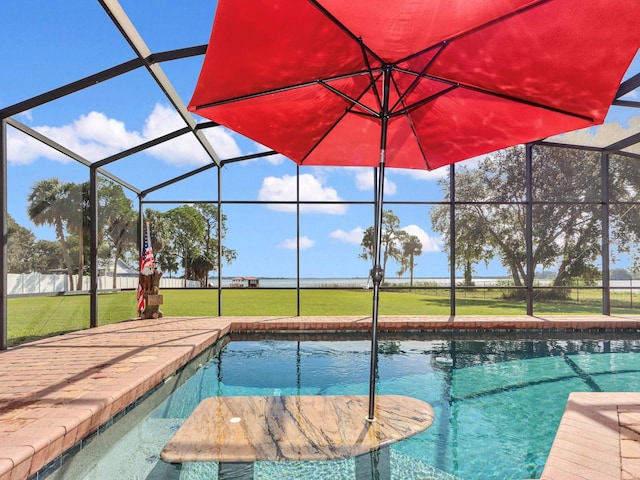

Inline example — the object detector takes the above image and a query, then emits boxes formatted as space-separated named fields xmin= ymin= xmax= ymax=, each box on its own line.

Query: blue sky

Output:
xmin=1 ymin=1 xmax=639 ymax=279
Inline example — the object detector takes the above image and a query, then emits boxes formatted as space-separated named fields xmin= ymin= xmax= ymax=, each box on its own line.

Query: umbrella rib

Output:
xmin=392 ymin=67 xmax=459 ymax=100
xmin=456 ymin=83 xmax=596 ymax=123
xmin=302 ymin=74 xmax=381 ymax=164
xmin=389 ymin=41 xmax=450 ymax=113
xmin=385 ymin=74 xmax=433 ymax=171
xmin=386 ymin=1 xmax=550 ymax=68
xmin=307 ymin=0 xmax=384 ymax=65
xmin=193 ymin=70 xmax=376 ymax=110
xmin=348 ymin=109 xmax=380 ymax=120
xmin=319 ymin=81 xmax=380 ymax=118
xmin=390 ymin=71 xmax=595 ymax=123
xmin=395 ymin=41 xmax=450 ymax=70
xmin=360 ymin=40 xmax=383 ymax=112
xmin=432 ymin=0 xmax=551 ymax=49
xmin=390 ymin=85 xmax=458 ymax=118
xmin=404 ymin=112 xmax=433 ymax=170
xmin=299 ymin=108 xmax=351 ymax=166
xmin=390 ymin=71 xmax=450 ymax=170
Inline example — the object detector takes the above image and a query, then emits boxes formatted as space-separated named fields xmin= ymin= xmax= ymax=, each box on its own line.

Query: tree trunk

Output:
xmin=509 ymin=260 xmax=523 ymax=287
xmin=464 ymin=259 xmax=473 ymax=286
xmin=77 ymin=226 xmax=84 ymax=290
xmin=55 ymin=216 xmax=74 ymax=291
xmin=112 ymin=244 xmax=122 ymax=289
xmin=552 ymin=259 xmax=571 ymax=287
xmin=409 ymin=253 xmax=414 ymax=288
xmin=183 ymin=247 xmax=188 ymax=288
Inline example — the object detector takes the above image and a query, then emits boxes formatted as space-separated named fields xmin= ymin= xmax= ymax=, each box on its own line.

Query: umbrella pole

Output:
xmin=366 ymin=157 xmax=385 ymax=422
xmin=367 ymin=67 xmax=391 ymax=423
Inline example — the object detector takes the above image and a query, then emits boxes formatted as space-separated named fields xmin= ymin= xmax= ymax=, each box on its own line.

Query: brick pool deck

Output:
xmin=1 ymin=314 xmax=640 ymax=480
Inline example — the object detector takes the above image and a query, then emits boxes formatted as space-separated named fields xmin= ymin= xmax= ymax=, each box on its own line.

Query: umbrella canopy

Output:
xmin=189 ymin=0 xmax=640 ymax=421
xmin=190 ymin=0 xmax=639 ymax=170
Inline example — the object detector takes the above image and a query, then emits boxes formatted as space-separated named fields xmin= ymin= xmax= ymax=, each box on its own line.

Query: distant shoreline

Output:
xmin=213 ymin=277 xmax=511 ymax=288
xmin=210 ymin=277 xmax=638 ymax=289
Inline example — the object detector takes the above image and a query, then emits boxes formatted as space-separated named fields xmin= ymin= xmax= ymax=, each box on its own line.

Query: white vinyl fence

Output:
xmin=7 ymin=273 xmax=200 ymax=295
xmin=8 ymin=274 xmax=639 ymax=295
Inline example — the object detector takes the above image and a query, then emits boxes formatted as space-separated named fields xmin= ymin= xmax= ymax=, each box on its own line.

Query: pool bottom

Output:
xmin=178 ymin=451 xmax=460 ymax=480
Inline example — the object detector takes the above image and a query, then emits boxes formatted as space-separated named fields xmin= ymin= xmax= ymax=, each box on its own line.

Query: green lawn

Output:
xmin=6 ymin=287 xmax=639 ymax=346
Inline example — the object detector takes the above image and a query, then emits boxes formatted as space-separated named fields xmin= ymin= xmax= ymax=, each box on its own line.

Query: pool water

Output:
xmin=72 ymin=334 xmax=640 ymax=480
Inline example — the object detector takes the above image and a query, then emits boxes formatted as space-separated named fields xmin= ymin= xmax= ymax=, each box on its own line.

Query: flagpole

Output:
xmin=145 ymin=220 xmax=151 ymax=256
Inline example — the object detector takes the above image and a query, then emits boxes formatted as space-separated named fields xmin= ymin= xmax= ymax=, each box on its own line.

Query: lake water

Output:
xmin=212 ymin=277 xmax=507 ymax=288
xmin=209 ymin=277 xmax=639 ymax=289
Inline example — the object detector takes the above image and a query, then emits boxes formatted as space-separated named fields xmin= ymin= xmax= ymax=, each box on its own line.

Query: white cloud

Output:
xmin=8 ymin=110 xmax=144 ymax=165
xmin=547 ymin=115 xmax=640 ymax=154
xmin=265 ymin=152 xmax=287 ymax=165
xmin=17 ymin=110 xmax=33 ymax=122
xmin=258 ymin=173 xmax=347 ymax=214
xmin=346 ymin=163 xmax=460 ymax=192
xmin=278 ymin=235 xmax=314 ymax=249
xmin=32 ymin=111 xmax=142 ymax=162
xmin=329 ymin=227 xmax=365 ymax=244
xmin=253 ymin=142 xmax=287 ymax=165
xmin=144 ymin=104 xmax=240 ymax=166
xmin=142 ymin=103 xmax=184 ymax=137
xmin=354 ymin=169 xmax=397 ymax=195
xmin=389 ymin=166 xmax=447 ymax=181
xmin=401 ymin=224 xmax=441 ymax=252
xmin=79 ymin=111 xmax=142 ymax=149
xmin=7 ymin=129 xmax=68 ymax=165
xmin=6 ymin=103 xmax=244 ymax=167
xmin=201 ymin=127 xmax=243 ymax=159
xmin=230 ymin=140 xmax=288 ymax=165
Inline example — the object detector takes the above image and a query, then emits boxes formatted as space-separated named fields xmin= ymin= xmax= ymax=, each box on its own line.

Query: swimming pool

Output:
xmin=59 ymin=332 xmax=640 ymax=479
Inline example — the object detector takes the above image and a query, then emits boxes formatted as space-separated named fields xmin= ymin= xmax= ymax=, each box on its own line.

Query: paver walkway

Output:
xmin=1 ymin=314 xmax=640 ymax=480
xmin=541 ymin=392 xmax=640 ymax=480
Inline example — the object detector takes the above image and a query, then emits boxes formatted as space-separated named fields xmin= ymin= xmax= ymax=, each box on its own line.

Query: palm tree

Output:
xmin=396 ymin=234 xmax=423 ymax=288
xmin=65 ymin=182 xmax=90 ymax=290
xmin=27 ymin=178 xmax=75 ymax=290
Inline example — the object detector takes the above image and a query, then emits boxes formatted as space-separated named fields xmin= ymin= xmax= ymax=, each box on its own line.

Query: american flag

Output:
xmin=137 ymin=222 xmax=155 ymax=315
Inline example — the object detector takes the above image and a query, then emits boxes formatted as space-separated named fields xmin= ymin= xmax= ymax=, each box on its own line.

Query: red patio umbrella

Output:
xmin=189 ymin=0 xmax=640 ymax=421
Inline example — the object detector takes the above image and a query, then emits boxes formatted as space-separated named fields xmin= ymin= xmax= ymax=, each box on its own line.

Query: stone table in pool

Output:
xmin=160 ymin=394 xmax=434 ymax=480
